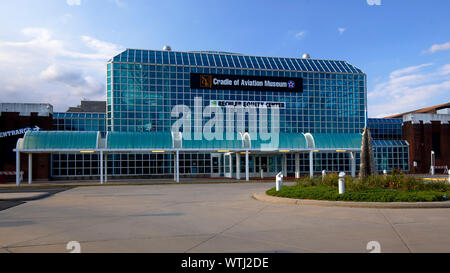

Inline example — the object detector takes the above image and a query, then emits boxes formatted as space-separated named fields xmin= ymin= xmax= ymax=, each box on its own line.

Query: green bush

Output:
xmin=267 ymin=186 xmax=450 ymax=202
xmin=272 ymin=172 xmax=450 ymax=202
xmin=296 ymin=172 xmax=449 ymax=192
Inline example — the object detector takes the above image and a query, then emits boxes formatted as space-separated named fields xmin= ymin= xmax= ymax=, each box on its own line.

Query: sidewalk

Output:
xmin=0 ymin=177 xmax=276 ymax=188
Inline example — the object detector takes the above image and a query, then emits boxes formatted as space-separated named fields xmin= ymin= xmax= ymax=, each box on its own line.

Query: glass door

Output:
xmin=224 ymin=153 xmax=233 ymax=178
xmin=211 ymin=154 xmax=221 ymax=177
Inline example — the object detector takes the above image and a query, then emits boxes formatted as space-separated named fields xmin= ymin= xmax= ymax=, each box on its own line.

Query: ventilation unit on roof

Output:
xmin=163 ymin=45 xmax=172 ymax=51
xmin=302 ymin=53 xmax=311 ymax=59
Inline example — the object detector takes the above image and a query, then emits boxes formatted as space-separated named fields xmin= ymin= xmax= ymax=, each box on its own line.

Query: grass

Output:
xmin=267 ymin=171 xmax=450 ymax=202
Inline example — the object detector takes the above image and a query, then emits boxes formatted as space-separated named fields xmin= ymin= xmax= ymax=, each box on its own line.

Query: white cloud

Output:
xmin=60 ymin=14 xmax=73 ymax=24
xmin=368 ymin=63 xmax=450 ymax=117
xmin=440 ymin=64 xmax=450 ymax=76
xmin=109 ymin=0 xmax=125 ymax=7
xmin=0 ymin=27 xmax=124 ymax=111
xmin=366 ymin=0 xmax=381 ymax=6
xmin=423 ymin=41 xmax=450 ymax=54
xmin=389 ymin=63 xmax=433 ymax=78
xmin=338 ymin=28 xmax=346 ymax=35
xmin=66 ymin=0 xmax=81 ymax=6
xmin=295 ymin=31 xmax=306 ymax=40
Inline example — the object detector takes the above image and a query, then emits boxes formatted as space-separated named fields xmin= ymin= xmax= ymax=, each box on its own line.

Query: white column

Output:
xmin=282 ymin=154 xmax=287 ymax=177
xmin=104 ymin=153 xmax=108 ymax=183
xmin=245 ymin=150 xmax=249 ymax=181
xmin=176 ymin=150 xmax=180 ymax=183
xmin=16 ymin=151 xmax=20 ymax=186
xmin=229 ymin=153 xmax=233 ymax=178
xmin=28 ymin=153 xmax=32 ymax=184
xmin=236 ymin=153 xmax=240 ymax=180
xmin=174 ymin=152 xmax=177 ymax=182
xmin=295 ymin=153 xmax=300 ymax=179
xmin=309 ymin=150 xmax=314 ymax=178
xmin=350 ymin=152 xmax=356 ymax=178
xmin=100 ymin=151 xmax=104 ymax=185
xmin=223 ymin=154 xmax=226 ymax=177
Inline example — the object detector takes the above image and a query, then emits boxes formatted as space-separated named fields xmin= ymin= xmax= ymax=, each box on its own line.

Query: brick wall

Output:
xmin=403 ymin=121 xmax=450 ymax=173
xmin=0 ymin=112 xmax=53 ymax=182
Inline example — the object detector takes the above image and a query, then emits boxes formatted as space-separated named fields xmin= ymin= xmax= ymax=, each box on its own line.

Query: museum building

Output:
xmin=4 ymin=48 xmax=416 ymax=184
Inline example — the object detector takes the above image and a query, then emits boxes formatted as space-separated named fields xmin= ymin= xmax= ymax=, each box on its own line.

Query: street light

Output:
xmin=431 ymin=151 xmax=435 ymax=176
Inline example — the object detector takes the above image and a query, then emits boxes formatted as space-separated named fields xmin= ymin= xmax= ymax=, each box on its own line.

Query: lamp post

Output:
xmin=431 ymin=151 xmax=435 ymax=176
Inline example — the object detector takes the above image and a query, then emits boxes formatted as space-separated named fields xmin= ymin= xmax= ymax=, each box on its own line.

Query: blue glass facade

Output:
xmin=368 ymin=118 xmax=403 ymax=140
xmin=52 ymin=112 xmax=106 ymax=177
xmin=50 ymin=49 xmax=411 ymax=178
xmin=368 ymin=118 xmax=409 ymax=172
xmin=107 ymin=49 xmax=366 ymax=135
xmin=373 ymin=140 xmax=410 ymax=172
xmin=53 ymin=112 xmax=106 ymax=132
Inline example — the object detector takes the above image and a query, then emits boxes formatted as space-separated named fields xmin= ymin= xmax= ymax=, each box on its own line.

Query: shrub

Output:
xmin=285 ymin=171 xmax=450 ymax=202
xmin=296 ymin=171 xmax=450 ymax=192
xmin=267 ymin=186 xmax=450 ymax=202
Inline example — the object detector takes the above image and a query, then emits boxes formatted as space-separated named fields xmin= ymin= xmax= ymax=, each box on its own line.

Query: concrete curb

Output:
xmin=252 ymin=192 xmax=450 ymax=209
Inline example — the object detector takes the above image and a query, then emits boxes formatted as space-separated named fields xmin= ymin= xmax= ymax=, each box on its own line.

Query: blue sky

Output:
xmin=0 ymin=0 xmax=449 ymax=116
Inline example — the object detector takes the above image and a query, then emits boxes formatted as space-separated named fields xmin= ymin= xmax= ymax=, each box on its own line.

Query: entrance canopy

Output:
xmin=17 ymin=131 xmax=100 ymax=152
xmin=15 ymin=131 xmax=362 ymax=153
xmin=14 ymin=131 xmax=362 ymax=185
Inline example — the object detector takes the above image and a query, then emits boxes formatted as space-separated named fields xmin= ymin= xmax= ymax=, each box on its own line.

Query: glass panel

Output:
xmin=242 ymin=56 xmax=253 ymax=69
xmin=201 ymin=54 xmax=210 ymax=66
xmin=208 ymin=54 xmax=216 ymax=67
xmin=225 ymin=55 xmax=235 ymax=67
xmin=250 ymin=56 xmax=261 ymax=69
xmin=213 ymin=54 xmax=222 ymax=67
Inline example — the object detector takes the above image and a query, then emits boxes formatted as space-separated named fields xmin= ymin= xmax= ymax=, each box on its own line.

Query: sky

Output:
xmin=0 ymin=0 xmax=449 ymax=117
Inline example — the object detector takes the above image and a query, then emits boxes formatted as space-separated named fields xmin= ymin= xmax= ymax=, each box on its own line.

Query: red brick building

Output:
xmin=0 ymin=103 xmax=54 ymax=182
xmin=390 ymin=103 xmax=450 ymax=174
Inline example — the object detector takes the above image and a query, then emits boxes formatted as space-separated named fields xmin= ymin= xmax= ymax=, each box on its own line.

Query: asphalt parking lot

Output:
xmin=1 ymin=182 xmax=450 ymax=253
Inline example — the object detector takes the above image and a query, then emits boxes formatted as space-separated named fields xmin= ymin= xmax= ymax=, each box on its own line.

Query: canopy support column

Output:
xmin=16 ymin=151 xmax=20 ymax=186
xmin=295 ymin=153 xmax=300 ymax=179
xmin=351 ymin=152 xmax=356 ymax=178
xmin=236 ymin=153 xmax=240 ymax=180
xmin=245 ymin=150 xmax=249 ymax=181
xmin=309 ymin=150 xmax=314 ymax=178
xmin=100 ymin=151 xmax=104 ymax=185
xmin=223 ymin=154 xmax=226 ymax=177
xmin=229 ymin=153 xmax=233 ymax=178
xmin=174 ymin=152 xmax=177 ymax=182
xmin=104 ymin=153 xmax=108 ymax=183
xmin=28 ymin=153 xmax=32 ymax=184
xmin=282 ymin=154 xmax=287 ymax=177
xmin=176 ymin=150 xmax=180 ymax=183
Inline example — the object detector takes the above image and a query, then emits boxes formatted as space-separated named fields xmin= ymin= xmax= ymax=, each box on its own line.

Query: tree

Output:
xmin=359 ymin=127 xmax=375 ymax=179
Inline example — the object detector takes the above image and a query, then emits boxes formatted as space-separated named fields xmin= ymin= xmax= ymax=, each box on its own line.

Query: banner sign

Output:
xmin=191 ymin=73 xmax=303 ymax=92
xmin=210 ymin=100 xmax=286 ymax=109
xmin=0 ymin=126 xmax=41 ymax=138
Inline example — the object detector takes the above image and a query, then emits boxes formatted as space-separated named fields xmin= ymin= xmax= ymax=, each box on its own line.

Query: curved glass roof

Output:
xmin=182 ymin=138 xmax=242 ymax=150
xmin=22 ymin=131 xmax=99 ymax=150
xmin=107 ymin=132 xmax=173 ymax=149
xmin=251 ymin=133 xmax=307 ymax=150
xmin=311 ymin=134 xmax=362 ymax=149
xmin=18 ymin=132 xmax=365 ymax=151
xmin=110 ymin=49 xmax=364 ymax=74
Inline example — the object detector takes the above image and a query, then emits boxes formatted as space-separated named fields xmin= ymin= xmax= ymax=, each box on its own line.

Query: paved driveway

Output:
xmin=1 ymin=182 xmax=449 ymax=253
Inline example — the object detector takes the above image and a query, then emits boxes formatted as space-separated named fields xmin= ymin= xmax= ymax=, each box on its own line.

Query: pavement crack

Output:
xmin=377 ymin=209 xmax=413 ymax=253
xmin=184 ymin=203 xmax=270 ymax=253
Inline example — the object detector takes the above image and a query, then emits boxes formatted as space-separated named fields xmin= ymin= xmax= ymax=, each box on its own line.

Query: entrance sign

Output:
xmin=0 ymin=126 xmax=41 ymax=138
xmin=190 ymin=73 xmax=303 ymax=92
xmin=210 ymin=100 xmax=286 ymax=109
